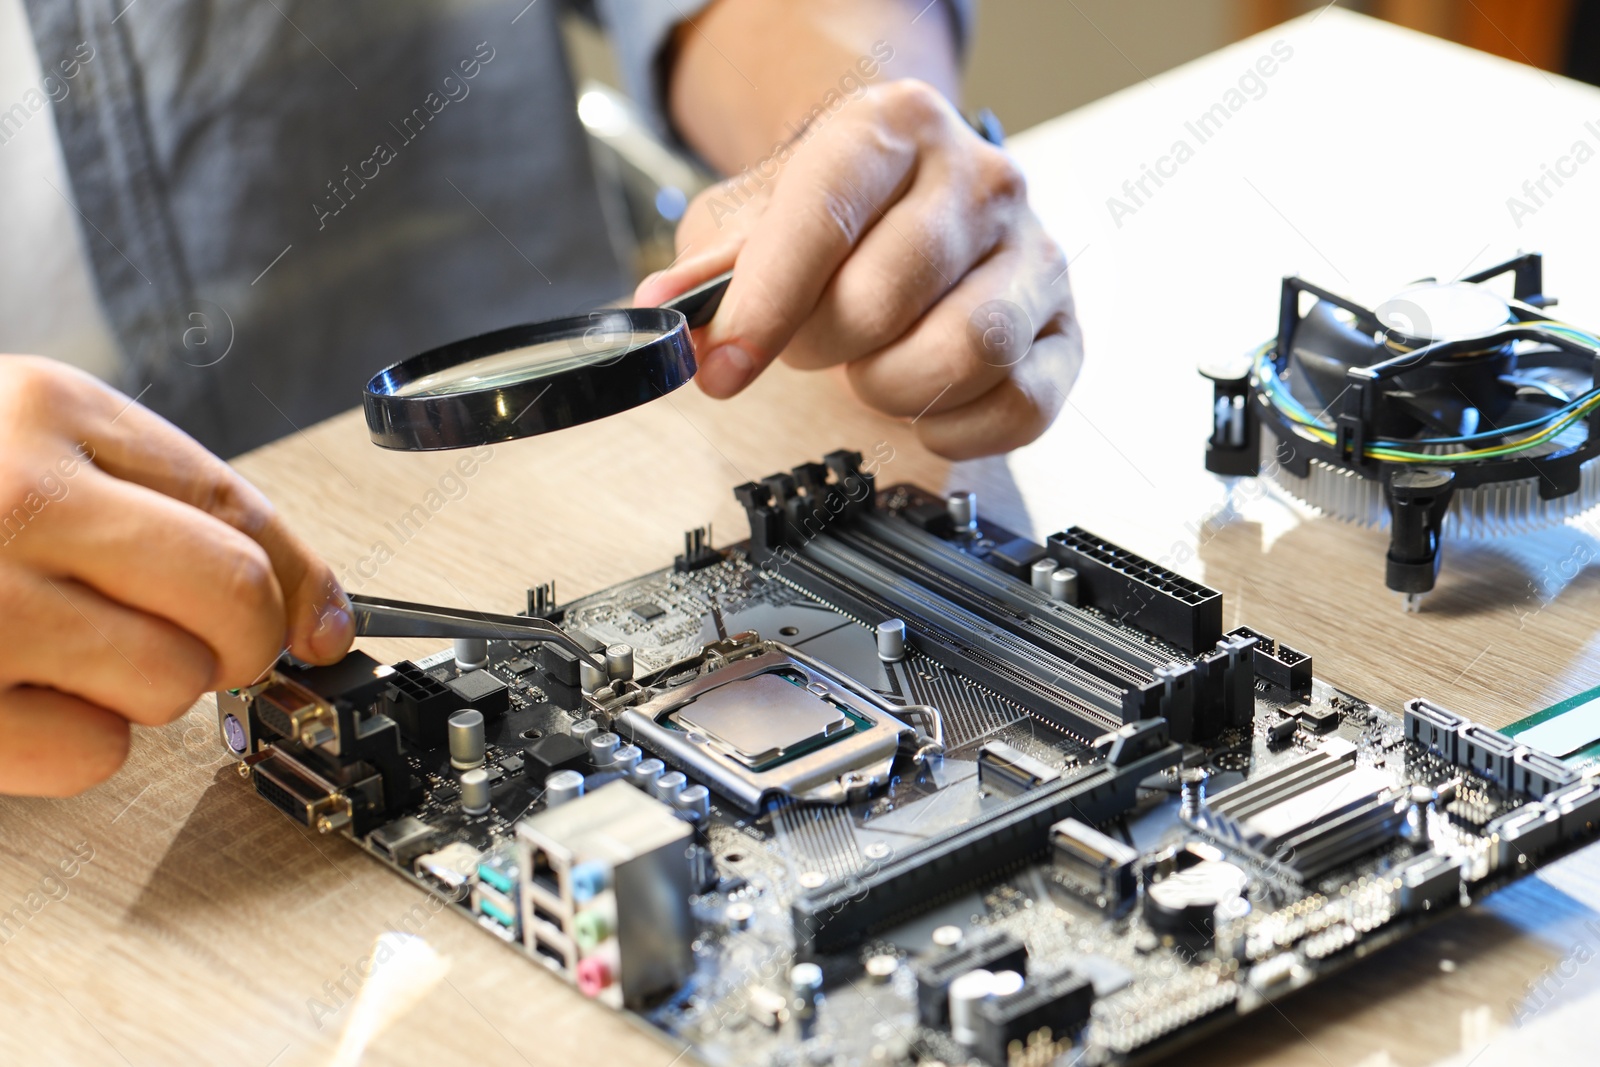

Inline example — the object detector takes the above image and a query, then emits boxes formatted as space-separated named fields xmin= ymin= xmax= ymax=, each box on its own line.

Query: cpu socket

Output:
xmin=617 ymin=644 xmax=930 ymax=812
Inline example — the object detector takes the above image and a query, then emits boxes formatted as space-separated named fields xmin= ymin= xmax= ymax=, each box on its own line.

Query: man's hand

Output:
xmin=639 ymin=2 xmax=1082 ymax=460
xmin=0 ymin=357 xmax=354 ymax=796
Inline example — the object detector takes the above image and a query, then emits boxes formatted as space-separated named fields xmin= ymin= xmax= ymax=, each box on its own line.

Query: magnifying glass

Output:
xmin=364 ymin=271 xmax=732 ymax=451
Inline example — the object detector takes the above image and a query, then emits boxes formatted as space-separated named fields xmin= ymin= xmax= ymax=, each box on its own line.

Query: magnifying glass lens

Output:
xmin=391 ymin=327 xmax=664 ymax=397
xmin=364 ymin=270 xmax=731 ymax=450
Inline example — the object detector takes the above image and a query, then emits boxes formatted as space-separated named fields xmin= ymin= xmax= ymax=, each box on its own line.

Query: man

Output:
xmin=0 ymin=0 xmax=1081 ymax=796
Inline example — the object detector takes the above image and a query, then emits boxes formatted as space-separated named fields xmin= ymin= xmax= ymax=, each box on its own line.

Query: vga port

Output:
xmin=255 ymin=682 xmax=335 ymax=745
xmin=252 ymin=750 xmax=352 ymax=832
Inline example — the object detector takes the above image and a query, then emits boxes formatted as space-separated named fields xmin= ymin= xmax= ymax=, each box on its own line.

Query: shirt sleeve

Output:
xmin=587 ymin=0 xmax=714 ymax=140
xmin=588 ymin=0 xmax=975 ymax=141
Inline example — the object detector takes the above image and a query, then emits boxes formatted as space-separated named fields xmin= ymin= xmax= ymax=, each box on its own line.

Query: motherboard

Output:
xmin=217 ymin=448 xmax=1600 ymax=1066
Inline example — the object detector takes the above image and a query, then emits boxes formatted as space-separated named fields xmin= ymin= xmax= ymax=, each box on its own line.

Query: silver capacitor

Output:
xmin=947 ymin=969 xmax=997 ymax=1046
xmin=604 ymin=643 xmax=635 ymax=682
xmin=569 ymin=719 xmax=599 ymax=745
xmin=1050 ymin=567 xmax=1080 ymax=604
xmin=579 ymin=658 xmax=607 ymax=693
xmin=453 ymin=637 xmax=489 ymax=670
xmin=588 ymin=731 xmax=620 ymax=768
xmin=990 ymin=969 xmax=1024 ymax=998
xmin=652 ymin=770 xmax=687 ymax=804
xmin=790 ymin=962 xmax=823 ymax=1019
xmin=865 ymin=955 xmax=898 ymax=983
xmin=611 ymin=744 xmax=642 ymax=778
xmin=448 ymin=709 xmax=486 ymax=770
xmin=1030 ymin=558 xmax=1057 ymax=592
xmin=876 ymin=618 xmax=907 ymax=662
xmin=633 ymin=758 xmax=665 ymax=791
xmin=460 ymin=767 xmax=491 ymax=814
xmin=947 ymin=490 xmax=978 ymax=532
xmin=677 ymin=784 xmax=711 ymax=822
xmin=545 ymin=769 xmax=585 ymax=807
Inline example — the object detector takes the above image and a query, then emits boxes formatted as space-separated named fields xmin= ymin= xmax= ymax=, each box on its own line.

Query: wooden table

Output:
xmin=8 ymin=9 xmax=1600 ymax=1065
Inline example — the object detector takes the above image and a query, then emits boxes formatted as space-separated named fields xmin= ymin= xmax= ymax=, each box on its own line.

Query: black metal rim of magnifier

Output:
xmin=364 ymin=309 xmax=694 ymax=450
xmin=363 ymin=271 xmax=731 ymax=451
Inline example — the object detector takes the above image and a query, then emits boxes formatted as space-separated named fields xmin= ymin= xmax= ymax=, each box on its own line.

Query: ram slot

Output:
xmin=769 ymin=548 xmax=1125 ymax=741
xmin=858 ymin=511 xmax=1180 ymax=674
xmin=830 ymin=523 xmax=1161 ymax=695
xmin=800 ymin=537 xmax=1131 ymax=717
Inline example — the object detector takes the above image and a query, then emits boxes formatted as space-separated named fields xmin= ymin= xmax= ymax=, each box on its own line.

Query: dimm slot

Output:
xmin=800 ymin=537 xmax=1126 ymax=714
xmin=831 ymin=522 xmax=1158 ymax=691
xmin=859 ymin=511 xmax=1181 ymax=672
xmin=771 ymin=547 xmax=1125 ymax=740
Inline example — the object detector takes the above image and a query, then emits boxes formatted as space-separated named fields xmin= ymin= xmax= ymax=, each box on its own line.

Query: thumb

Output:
xmin=252 ymin=510 xmax=355 ymax=666
xmin=633 ymin=245 xmax=760 ymax=399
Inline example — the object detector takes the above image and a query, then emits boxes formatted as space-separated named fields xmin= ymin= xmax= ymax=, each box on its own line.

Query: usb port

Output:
xmin=477 ymin=862 xmax=515 ymax=895
xmin=477 ymin=894 xmax=515 ymax=927
xmin=472 ymin=883 xmax=520 ymax=938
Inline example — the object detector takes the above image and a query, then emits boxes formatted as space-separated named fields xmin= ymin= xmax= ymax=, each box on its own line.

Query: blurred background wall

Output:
xmin=959 ymin=0 xmax=1236 ymax=132
xmin=563 ymin=0 xmax=1600 ymax=278
xmin=970 ymin=0 xmax=1600 ymax=125
xmin=569 ymin=0 xmax=1600 ymax=139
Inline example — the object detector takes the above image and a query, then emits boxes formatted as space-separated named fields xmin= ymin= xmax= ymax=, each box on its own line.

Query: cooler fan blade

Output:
xmin=1391 ymin=392 xmax=1480 ymax=437
xmin=1287 ymin=300 xmax=1385 ymax=409
xmin=1500 ymin=369 xmax=1573 ymax=405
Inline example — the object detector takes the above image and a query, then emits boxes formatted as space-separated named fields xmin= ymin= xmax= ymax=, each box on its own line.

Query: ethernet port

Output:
xmin=529 ymin=848 xmax=561 ymax=900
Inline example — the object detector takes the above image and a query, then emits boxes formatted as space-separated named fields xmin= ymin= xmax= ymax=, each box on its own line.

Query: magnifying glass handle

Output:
xmin=660 ymin=270 xmax=733 ymax=329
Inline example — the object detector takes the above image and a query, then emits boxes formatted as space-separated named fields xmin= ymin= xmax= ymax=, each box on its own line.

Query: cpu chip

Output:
xmin=619 ymin=644 xmax=932 ymax=811
xmin=670 ymin=672 xmax=852 ymax=768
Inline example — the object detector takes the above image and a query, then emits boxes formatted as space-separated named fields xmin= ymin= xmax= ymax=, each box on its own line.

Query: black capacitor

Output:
xmin=1143 ymin=858 xmax=1248 ymax=944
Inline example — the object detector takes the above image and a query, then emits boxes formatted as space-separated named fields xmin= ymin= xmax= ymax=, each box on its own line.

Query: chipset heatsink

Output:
xmin=617 ymin=642 xmax=934 ymax=812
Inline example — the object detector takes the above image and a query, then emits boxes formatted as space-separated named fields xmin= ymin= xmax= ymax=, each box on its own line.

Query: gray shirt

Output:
xmin=22 ymin=0 xmax=706 ymax=456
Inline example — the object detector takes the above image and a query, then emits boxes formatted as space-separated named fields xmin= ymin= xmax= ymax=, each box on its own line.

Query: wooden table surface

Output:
xmin=8 ymin=8 xmax=1600 ymax=1065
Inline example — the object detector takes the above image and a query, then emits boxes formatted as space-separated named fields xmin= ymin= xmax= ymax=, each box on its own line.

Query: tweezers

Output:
xmin=348 ymin=593 xmax=602 ymax=668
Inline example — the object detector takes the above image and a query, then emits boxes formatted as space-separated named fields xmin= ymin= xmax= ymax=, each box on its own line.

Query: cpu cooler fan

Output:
xmin=1203 ymin=253 xmax=1600 ymax=608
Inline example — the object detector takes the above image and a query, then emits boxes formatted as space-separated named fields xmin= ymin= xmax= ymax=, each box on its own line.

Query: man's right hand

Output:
xmin=0 ymin=356 xmax=355 ymax=797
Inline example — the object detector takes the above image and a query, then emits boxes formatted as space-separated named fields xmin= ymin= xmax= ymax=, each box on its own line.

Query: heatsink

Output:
xmin=1261 ymin=429 xmax=1600 ymax=539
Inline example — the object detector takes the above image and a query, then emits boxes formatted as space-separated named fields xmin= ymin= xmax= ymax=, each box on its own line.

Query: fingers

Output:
xmin=843 ymin=231 xmax=1065 ymax=418
xmin=691 ymin=92 xmax=933 ymax=397
xmin=781 ymin=173 xmax=1003 ymax=371
xmin=0 ymin=574 xmax=216 ymax=726
xmin=0 ymin=357 xmax=351 ymax=798
xmin=913 ymin=326 xmax=1082 ymax=460
xmin=31 ymin=362 xmax=354 ymax=665
xmin=0 ymin=687 xmax=130 ymax=797
xmin=637 ymin=77 xmax=1081 ymax=459
xmin=19 ymin=473 xmax=289 ymax=688
xmin=253 ymin=514 xmax=352 ymax=665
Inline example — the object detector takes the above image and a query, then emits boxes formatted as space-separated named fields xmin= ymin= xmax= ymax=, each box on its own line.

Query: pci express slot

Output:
xmin=769 ymin=547 xmax=1124 ymax=740
xmin=831 ymin=519 xmax=1166 ymax=693
xmin=797 ymin=536 xmax=1132 ymax=728
xmin=791 ymin=726 xmax=1181 ymax=956
xmin=857 ymin=511 xmax=1178 ymax=675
